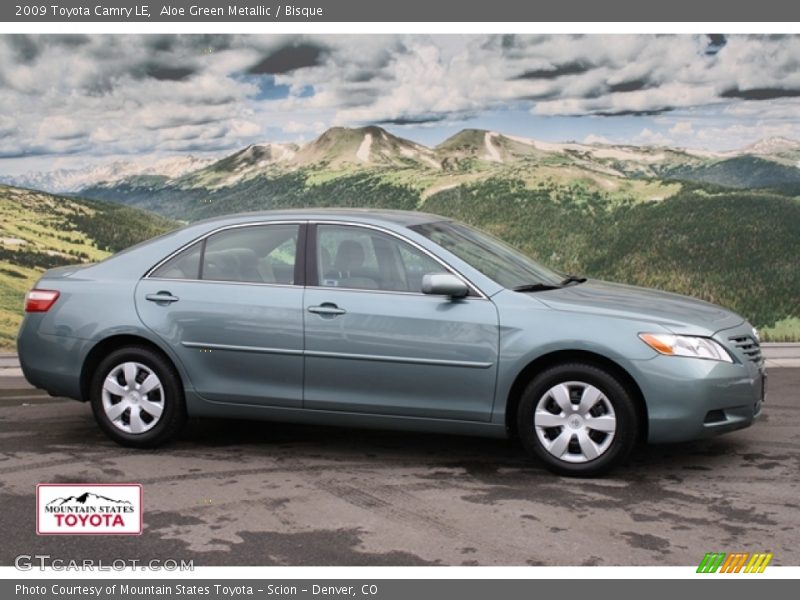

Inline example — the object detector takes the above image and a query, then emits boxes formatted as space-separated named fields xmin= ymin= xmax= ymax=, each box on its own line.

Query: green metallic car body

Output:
xmin=17 ymin=209 xmax=765 ymax=475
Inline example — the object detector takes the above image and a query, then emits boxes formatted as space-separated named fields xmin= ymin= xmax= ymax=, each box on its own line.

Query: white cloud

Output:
xmin=634 ymin=128 xmax=673 ymax=146
xmin=0 ymin=34 xmax=800 ymax=164
xmin=669 ymin=121 xmax=695 ymax=136
xmin=583 ymin=134 xmax=614 ymax=145
xmin=693 ymin=121 xmax=800 ymax=148
xmin=0 ymin=114 xmax=18 ymax=137
xmin=283 ymin=120 xmax=327 ymax=134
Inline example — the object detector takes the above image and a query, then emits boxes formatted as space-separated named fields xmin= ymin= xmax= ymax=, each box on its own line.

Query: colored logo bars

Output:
xmin=697 ymin=552 xmax=773 ymax=573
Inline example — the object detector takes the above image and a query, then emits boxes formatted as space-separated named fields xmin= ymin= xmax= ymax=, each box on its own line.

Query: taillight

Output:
xmin=24 ymin=289 xmax=60 ymax=313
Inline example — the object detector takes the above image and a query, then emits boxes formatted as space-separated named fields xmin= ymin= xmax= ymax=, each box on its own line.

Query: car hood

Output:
xmin=533 ymin=279 xmax=745 ymax=334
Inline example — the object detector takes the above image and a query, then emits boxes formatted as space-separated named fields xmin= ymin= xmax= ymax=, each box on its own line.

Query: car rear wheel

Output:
xmin=90 ymin=346 xmax=186 ymax=447
xmin=517 ymin=363 xmax=638 ymax=476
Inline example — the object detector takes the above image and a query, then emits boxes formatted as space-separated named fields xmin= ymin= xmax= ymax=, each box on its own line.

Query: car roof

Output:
xmin=191 ymin=208 xmax=449 ymax=228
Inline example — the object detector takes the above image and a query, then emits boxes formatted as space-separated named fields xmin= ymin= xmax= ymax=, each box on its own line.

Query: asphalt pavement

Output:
xmin=0 ymin=364 xmax=798 ymax=567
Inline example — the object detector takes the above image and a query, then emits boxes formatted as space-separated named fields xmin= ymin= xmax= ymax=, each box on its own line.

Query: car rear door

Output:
xmin=135 ymin=221 xmax=306 ymax=407
xmin=302 ymin=223 xmax=499 ymax=422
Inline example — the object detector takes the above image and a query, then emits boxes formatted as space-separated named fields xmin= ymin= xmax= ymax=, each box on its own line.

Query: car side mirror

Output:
xmin=421 ymin=273 xmax=469 ymax=299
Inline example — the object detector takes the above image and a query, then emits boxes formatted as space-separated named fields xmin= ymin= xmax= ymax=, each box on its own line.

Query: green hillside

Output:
xmin=0 ymin=184 xmax=177 ymax=349
xmin=81 ymin=170 xmax=423 ymax=220
xmin=667 ymin=156 xmax=800 ymax=188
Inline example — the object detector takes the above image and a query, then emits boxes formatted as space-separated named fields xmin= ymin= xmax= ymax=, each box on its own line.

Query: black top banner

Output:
xmin=3 ymin=0 xmax=800 ymax=22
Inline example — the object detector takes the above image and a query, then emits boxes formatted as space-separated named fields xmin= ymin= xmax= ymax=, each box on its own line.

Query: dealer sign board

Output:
xmin=36 ymin=483 xmax=143 ymax=535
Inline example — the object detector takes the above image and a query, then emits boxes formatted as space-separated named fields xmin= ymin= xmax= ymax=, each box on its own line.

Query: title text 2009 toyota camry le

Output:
xmin=16 ymin=209 xmax=765 ymax=475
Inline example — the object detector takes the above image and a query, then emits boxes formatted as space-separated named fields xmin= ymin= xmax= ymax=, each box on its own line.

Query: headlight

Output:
xmin=639 ymin=333 xmax=733 ymax=363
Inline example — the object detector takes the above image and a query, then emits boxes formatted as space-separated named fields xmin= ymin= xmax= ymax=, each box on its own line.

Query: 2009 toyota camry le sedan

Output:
xmin=16 ymin=209 xmax=765 ymax=475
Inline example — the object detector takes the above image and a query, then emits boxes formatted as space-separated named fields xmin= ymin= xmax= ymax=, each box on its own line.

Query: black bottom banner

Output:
xmin=3 ymin=579 xmax=794 ymax=600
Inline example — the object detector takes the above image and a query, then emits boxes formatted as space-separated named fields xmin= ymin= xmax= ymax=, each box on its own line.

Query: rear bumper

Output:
xmin=632 ymin=354 xmax=764 ymax=444
xmin=17 ymin=316 xmax=88 ymax=401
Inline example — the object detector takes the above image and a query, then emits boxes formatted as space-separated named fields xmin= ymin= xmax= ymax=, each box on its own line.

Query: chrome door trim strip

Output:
xmin=304 ymin=349 xmax=493 ymax=369
xmin=182 ymin=341 xmax=493 ymax=369
xmin=181 ymin=341 xmax=303 ymax=356
xmin=149 ymin=277 xmax=299 ymax=289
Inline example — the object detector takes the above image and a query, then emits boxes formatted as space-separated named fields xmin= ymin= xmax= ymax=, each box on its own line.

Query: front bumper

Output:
xmin=633 ymin=352 xmax=764 ymax=444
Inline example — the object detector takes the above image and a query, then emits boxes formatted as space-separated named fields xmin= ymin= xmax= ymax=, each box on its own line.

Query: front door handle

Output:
xmin=145 ymin=292 xmax=180 ymax=304
xmin=308 ymin=303 xmax=346 ymax=316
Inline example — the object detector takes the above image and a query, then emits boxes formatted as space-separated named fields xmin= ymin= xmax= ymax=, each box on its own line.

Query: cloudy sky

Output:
xmin=2 ymin=33 xmax=800 ymax=174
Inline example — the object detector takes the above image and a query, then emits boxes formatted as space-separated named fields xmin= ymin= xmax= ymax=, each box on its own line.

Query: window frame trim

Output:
xmin=144 ymin=219 xmax=488 ymax=299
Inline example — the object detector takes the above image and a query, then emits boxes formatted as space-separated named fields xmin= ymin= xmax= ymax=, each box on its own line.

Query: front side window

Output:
xmin=411 ymin=221 xmax=562 ymax=289
xmin=316 ymin=225 xmax=444 ymax=293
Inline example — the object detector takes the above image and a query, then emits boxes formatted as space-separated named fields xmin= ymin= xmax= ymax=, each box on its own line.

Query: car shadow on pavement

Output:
xmin=172 ymin=416 xmax=761 ymax=480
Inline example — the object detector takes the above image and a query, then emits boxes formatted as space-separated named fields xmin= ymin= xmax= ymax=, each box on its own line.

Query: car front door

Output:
xmin=303 ymin=223 xmax=499 ymax=422
xmin=135 ymin=222 xmax=305 ymax=407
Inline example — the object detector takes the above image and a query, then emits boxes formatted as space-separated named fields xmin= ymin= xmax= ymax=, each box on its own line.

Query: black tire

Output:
xmin=89 ymin=346 xmax=186 ymax=448
xmin=517 ymin=362 xmax=639 ymax=477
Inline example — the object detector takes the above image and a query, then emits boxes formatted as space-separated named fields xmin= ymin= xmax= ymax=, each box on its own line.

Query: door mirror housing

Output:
xmin=421 ymin=273 xmax=469 ymax=298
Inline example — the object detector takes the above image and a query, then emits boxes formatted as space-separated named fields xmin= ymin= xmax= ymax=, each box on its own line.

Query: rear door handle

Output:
xmin=308 ymin=303 xmax=346 ymax=316
xmin=145 ymin=292 xmax=180 ymax=304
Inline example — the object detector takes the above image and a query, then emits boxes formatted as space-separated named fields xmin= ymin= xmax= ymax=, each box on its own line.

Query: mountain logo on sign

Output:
xmin=46 ymin=492 xmax=133 ymax=507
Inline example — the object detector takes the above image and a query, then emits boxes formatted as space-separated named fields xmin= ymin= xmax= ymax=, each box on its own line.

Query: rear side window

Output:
xmin=201 ymin=224 xmax=299 ymax=284
xmin=150 ymin=224 xmax=301 ymax=283
xmin=150 ymin=241 xmax=202 ymax=280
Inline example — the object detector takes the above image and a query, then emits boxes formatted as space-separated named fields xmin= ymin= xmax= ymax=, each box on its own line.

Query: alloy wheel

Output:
xmin=101 ymin=361 xmax=164 ymax=434
xmin=533 ymin=381 xmax=617 ymax=463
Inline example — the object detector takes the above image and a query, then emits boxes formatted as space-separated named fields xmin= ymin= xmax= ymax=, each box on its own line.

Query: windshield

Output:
xmin=410 ymin=221 xmax=563 ymax=289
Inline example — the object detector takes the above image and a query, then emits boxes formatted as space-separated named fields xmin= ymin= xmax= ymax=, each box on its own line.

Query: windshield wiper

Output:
xmin=512 ymin=283 xmax=561 ymax=292
xmin=559 ymin=275 xmax=587 ymax=286
xmin=513 ymin=275 xmax=586 ymax=292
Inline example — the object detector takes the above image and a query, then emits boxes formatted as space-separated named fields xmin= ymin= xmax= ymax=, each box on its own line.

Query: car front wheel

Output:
xmin=90 ymin=346 xmax=186 ymax=447
xmin=517 ymin=362 xmax=639 ymax=476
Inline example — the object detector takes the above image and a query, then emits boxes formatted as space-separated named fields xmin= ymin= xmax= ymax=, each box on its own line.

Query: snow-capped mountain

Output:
xmin=179 ymin=143 xmax=299 ymax=189
xmin=742 ymin=136 xmax=800 ymax=156
xmin=292 ymin=126 xmax=440 ymax=168
xmin=4 ymin=127 xmax=800 ymax=198
xmin=1 ymin=155 xmax=217 ymax=194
